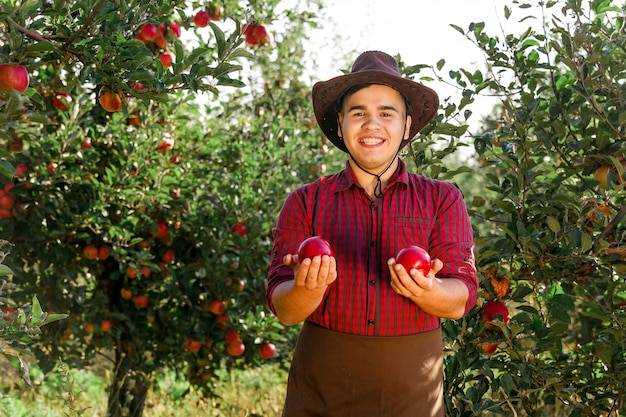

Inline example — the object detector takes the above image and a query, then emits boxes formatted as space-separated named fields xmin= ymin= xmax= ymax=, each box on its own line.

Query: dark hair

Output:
xmin=334 ymin=83 xmax=412 ymax=115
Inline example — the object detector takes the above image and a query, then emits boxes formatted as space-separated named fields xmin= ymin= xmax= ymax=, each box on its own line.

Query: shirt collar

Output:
xmin=336 ymin=158 xmax=410 ymax=193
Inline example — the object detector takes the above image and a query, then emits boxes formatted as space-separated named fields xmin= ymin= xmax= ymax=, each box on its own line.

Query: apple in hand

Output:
xmin=395 ymin=245 xmax=432 ymax=276
xmin=298 ymin=236 xmax=334 ymax=260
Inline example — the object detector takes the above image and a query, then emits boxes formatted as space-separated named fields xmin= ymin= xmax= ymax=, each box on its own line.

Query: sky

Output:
xmin=304 ymin=0 xmax=541 ymax=124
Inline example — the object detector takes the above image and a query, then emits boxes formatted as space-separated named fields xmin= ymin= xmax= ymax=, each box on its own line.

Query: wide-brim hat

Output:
xmin=312 ymin=50 xmax=439 ymax=153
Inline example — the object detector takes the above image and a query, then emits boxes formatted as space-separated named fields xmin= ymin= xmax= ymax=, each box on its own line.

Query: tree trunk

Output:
xmin=107 ymin=338 xmax=150 ymax=417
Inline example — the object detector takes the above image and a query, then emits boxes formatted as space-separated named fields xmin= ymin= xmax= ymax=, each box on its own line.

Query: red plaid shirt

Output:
xmin=266 ymin=159 xmax=478 ymax=336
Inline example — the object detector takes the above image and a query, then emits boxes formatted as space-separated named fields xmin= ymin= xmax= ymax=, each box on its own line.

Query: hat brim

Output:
xmin=312 ymin=70 xmax=439 ymax=153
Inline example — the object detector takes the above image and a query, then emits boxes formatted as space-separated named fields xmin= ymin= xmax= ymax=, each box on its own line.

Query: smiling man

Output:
xmin=266 ymin=50 xmax=478 ymax=417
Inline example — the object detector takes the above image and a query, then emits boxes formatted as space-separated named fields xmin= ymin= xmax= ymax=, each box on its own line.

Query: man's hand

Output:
xmin=388 ymin=257 xmax=443 ymax=298
xmin=271 ymin=253 xmax=337 ymax=326
xmin=388 ymin=257 xmax=468 ymax=320
xmin=284 ymin=253 xmax=337 ymax=290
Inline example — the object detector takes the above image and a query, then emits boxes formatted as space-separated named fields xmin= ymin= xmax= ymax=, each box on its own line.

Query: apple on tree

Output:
xmin=185 ymin=337 xmax=202 ymax=352
xmin=0 ymin=63 xmax=29 ymax=94
xmin=98 ymin=87 xmax=126 ymax=112
xmin=259 ymin=342 xmax=277 ymax=359
xmin=83 ymin=245 xmax=99 ymax=260
xmin=53 ymin=91 xmax=72 ymax=111
xmin=208 ymin=300 xmax=226 ymax=315
xmin=298 ymin=236 xmax=334 ymax=260
xmin=395 ymin=245 xmax=432 ymax=276
xmin=100 ymin=319 xmax=112 ymax=332
xmin=481 ymin=300 xmax=510 ymax=331
xmin=194 ymin=10 xmax=210 ymax=27
xmin=226 ymin=340 xmax=245 ymax=357
xmin=231 ymin=222 xmax=247 ymax=237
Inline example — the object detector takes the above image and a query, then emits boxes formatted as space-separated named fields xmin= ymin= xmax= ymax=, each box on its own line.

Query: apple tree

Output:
xmin=411 ymin=1 xmax=625 ymax=415
xmin=0 ymin=0 xmax=330 ymax=415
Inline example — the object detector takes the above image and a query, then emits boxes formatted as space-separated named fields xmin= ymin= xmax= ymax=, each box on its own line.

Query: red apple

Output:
xmin=227 ymin=340 xmax=245 ymax=357
xmin=140 ymin=266 xmax=152 ymax=278
xmin=98 ymin=87 xmax=125 ymax=112
xmin=194 ymin=10 xmax=210 ymax=27
xmin=259 ymin=342 xmax=276 ymax=359
xmin=46 ymin=162 xmax=58 ymax=174
xmin=98 ymin=245 xmax=110 ymax=260
xmin=482 ymin=342 xmax=498 ymax=355
xmin=0 ymin=192 xmax=14 ymax=210
xmin=152 ymin=221 xmax=168 ymax=239
xmin=216 ymin=314 xmax=229 ymax=329
xmin=209 ymin=300 xmax=226 ymax=315
xmin=158 ymin=52 xmax=175 ymax=69
xmin=252 ymin=24 xmax=271 ymax=45
xmin=481 ymin=300 xmax=510 ymax=331
xmin=158 ymin=136 xmax=175 ymax=151
xmin=100 ymin=319 xmax=112 ymax=332
xmin=140 ymin=24 xmax=159 ymax=41
xmin=162 ymin=249 xmax=175 ymax=264
xmin=120 ymin=288 xmax=133 ymax=300
xmin=225 ymin=330 xmax=240 ymax=343
xmin=0 ymin=64 xmax=29 ymax=93
xmin=15 ymin=164 xmax=29 ymax=177
xmin=81 ymin=138 xmax=92 ymax=149
xmin=298 ymin=236 xmax=334 ymax=260
xmin=169 ymin=23 xmax=181 ymax=38
xmin=132 ymin=295 xmax=149 ymax=308
xmin=83 ymin=245 xmax=98 ymax=260
xmin=185 ymin=337 xmax=202 ymax=352
xmin=231 ymin=222 xmax=247 ymax=237
xmin=395 ymin=245 xmax=432 ymax=276
xmin=53 ymin=91 xmax=72 ymax=111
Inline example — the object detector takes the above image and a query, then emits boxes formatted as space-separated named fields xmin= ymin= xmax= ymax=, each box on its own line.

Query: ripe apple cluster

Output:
xmin=0 ymin=184 xmax=16 ymax=219
xmin=193 ymin=5 xmax=222 ymax=27
xmin=243 ymin=23 xmax=271 ymax=46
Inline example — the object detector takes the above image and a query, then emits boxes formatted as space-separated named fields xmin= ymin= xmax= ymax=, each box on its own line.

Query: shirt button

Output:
xmin=368 ymin=319 xmax=374 ymax=325
xmin=370 ymin=240 xmax=376 ymax=247
xmin=369 ymin=280 xmax=375 ymax=285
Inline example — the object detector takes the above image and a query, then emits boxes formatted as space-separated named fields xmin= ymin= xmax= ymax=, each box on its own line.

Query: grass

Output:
xmin=0 ymin=360 xmax=288 ymax=417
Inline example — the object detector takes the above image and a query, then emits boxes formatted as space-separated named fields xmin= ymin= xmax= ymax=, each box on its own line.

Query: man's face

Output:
xmin=337 ymin=84 xmax=411 ymax=173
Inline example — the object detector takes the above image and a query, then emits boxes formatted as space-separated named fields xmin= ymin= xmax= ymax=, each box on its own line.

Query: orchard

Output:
xmin=0 ymin=0 xmax=329 ymax=415
xmin=0 ymin=0 xmax=625 ymax=417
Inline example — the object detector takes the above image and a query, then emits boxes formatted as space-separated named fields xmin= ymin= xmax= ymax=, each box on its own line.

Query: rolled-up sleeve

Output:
xmin=266 ymin=187 xmax=311 ymax=314
xmin=430 ymin=184 xmax=478 ymax=315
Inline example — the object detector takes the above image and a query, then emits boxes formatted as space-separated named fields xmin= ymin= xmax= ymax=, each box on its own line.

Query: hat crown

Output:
xmin=351 ymin=51 xmax=401 ymax=77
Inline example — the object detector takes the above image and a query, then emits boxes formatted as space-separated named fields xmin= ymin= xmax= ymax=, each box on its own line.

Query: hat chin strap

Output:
xmin=338 ymin=121 xmax=408 ymax=199
xmin=348 ymin=148 xmax=399 ymax=199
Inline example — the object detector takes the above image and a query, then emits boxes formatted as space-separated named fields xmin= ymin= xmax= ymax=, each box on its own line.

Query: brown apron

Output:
xmin=282 ymin=322 xmax=444 ymax=417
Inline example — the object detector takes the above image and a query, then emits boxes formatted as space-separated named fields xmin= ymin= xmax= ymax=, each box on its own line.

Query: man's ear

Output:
xmin=337 ymin=113 xmax=344 ymax=138
xmin=404 ymin=115 xmax=412 ymax=140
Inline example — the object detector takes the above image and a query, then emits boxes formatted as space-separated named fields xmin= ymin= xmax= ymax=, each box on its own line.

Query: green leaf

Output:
xmin=0 ymin=264 xmax=14 ymax=276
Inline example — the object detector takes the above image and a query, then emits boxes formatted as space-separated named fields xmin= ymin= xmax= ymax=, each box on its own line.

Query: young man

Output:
xmin=266 ymin=50 xmax=478 ymax=417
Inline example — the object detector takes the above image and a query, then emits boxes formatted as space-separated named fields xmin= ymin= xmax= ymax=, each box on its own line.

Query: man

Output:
xmin=266 ymin=50 xmax=478 ymax=417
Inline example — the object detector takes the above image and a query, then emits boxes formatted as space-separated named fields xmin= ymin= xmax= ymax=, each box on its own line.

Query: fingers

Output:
xmin=388 ymin=257 xmax=438 ymax=297
xmin=290 ymin=254 xmax=337 ymax=290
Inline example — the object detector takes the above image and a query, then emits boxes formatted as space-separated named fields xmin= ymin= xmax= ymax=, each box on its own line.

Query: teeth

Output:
xmin=360 ymin=138 xmax=382 ymax=145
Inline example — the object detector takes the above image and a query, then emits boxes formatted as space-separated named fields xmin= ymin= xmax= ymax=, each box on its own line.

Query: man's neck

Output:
xmin=348 ymin=157 xmax=399 ymax=199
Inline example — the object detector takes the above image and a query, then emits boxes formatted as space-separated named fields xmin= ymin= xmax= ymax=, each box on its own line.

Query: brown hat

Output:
xmin=312 ymin=51 xmax=439 ymax=153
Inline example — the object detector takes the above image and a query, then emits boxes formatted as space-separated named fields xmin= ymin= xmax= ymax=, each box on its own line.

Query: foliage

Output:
xmin=0 ymin=243 xmax=68 ymax=388
xmin=417 ymin=1 xmax=625 ymax=415
xmin=0 ymin=0 xmax=330 ymax=416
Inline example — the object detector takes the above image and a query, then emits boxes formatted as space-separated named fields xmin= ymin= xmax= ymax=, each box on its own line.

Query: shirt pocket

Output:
xmin=393 ymin=217 xmax=433 ymax=255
